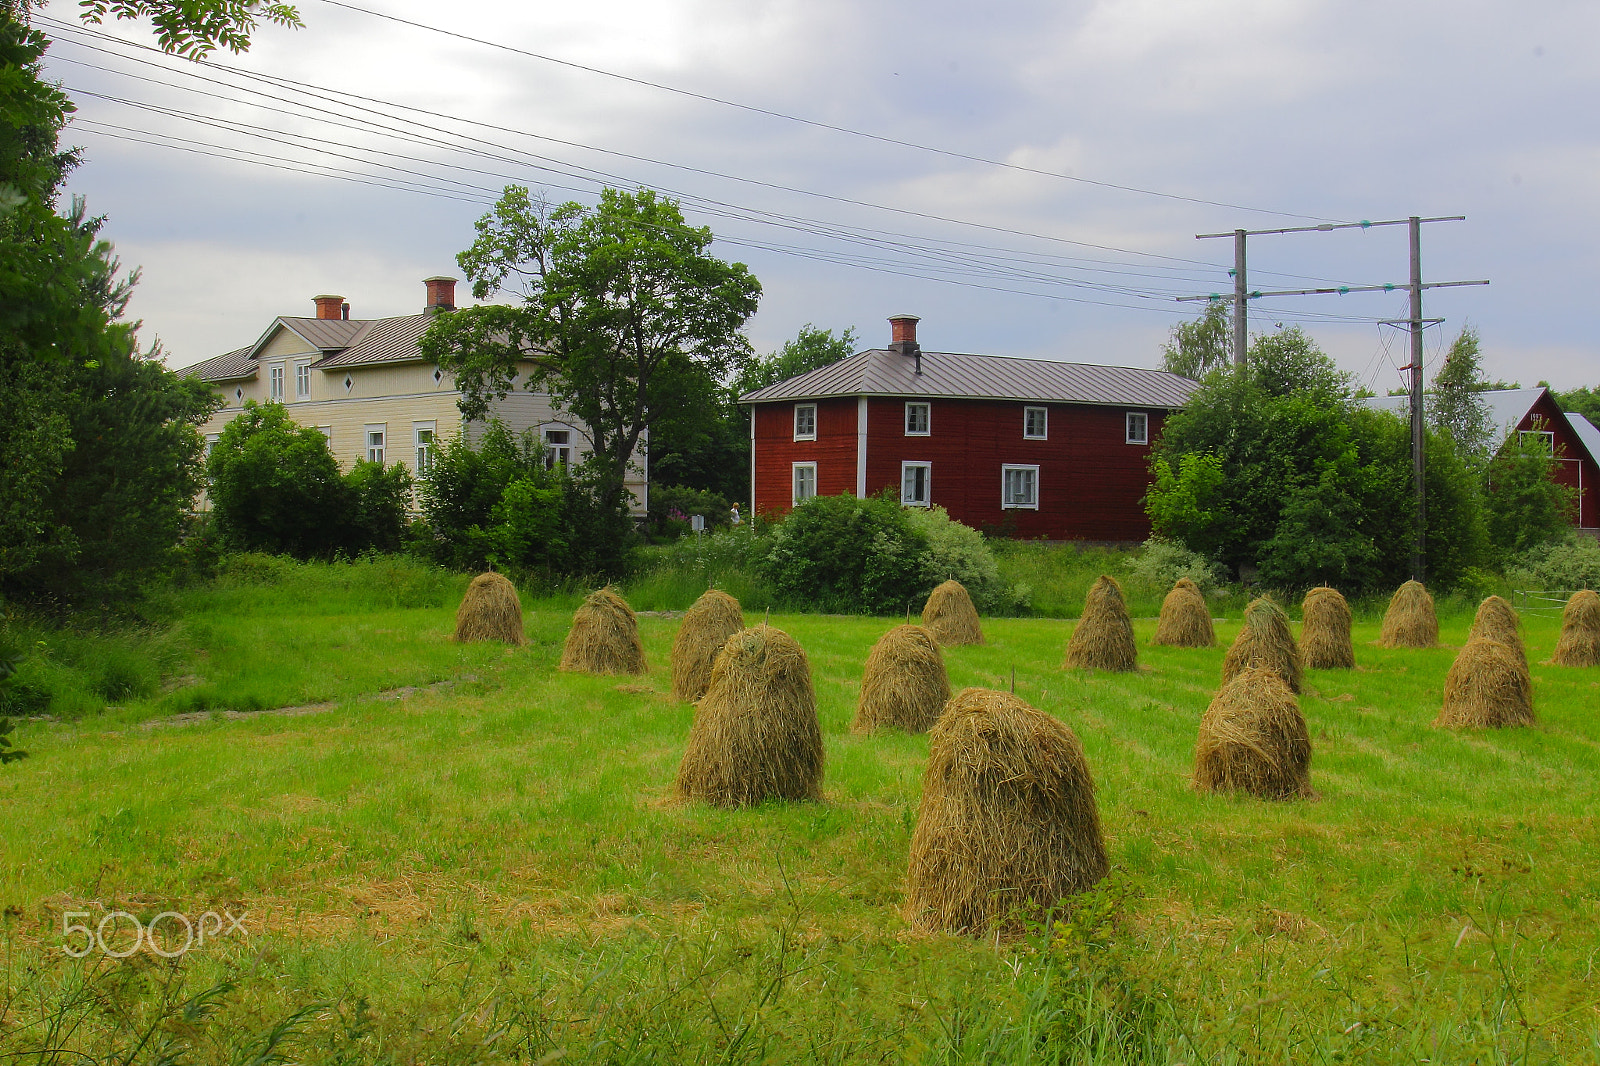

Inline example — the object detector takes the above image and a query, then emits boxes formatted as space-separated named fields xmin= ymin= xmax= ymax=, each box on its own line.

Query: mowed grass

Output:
xmin=1 ymin=569 xmax=1598 ymax=1064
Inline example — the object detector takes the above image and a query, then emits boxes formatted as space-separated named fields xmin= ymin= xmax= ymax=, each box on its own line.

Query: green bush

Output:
xmin=1485 ymin=430 xmax=1578 ymax=563
xmin=762 ymin=494 xmax=928 ymax=614
xmin=1505 ymin=533 xmax=1600 ymax=591
xmin=903 ymin=505 xmax=1024 ymax=613
xmin=648 ymin=484 xmax=733 ymax=542
xmin=345 ymin=459 xmax=415 ymax=555
xmin=1122 ymin=537 xmax=1227 ymax=594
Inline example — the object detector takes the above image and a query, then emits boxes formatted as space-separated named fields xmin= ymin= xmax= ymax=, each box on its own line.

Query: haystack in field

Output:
xmin=1435 ymin=638 xmax=1534 ymax=729
xmin=854 ymin=624 xmax=951 ymax=734
xmin=1468 ymin=595 xmax=1526 ymax=668
xmin=453 ymin=571 xmax=524 ymax=645
xmin=1193 ymin=667 xmax=1312 ymax=799
xmin=1377 ymin=580 xmax=1438 ymax=648
xmin=1222 ymin=596 xmax=1303 ymax=693
xmin=1153 ymin=577 xmax=1215 ymax=647
xmin=1550 ymin=589 xmax=1600 ymax=667
xmin=1300 ymin=587 xmax=1354 ymax=670
xmin=559 ymin=586 xmax=646 ymax=675
xmin=675 ymin=625 xmax=823 ymax=807
xmin=670 ymin=589 xmax=745 ymax=702
xmin=1064 ymin=575 xmax=1137 ymax=672
xmin=921 ymin=580 xmax=984 ymax=646
xmin=905 ymin=688 xmax=1107 ymax=935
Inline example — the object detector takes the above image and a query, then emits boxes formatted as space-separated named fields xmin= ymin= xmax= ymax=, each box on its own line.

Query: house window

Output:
xmin=414 ymin=422 xmax=436 ymax=474
xmin=1126 ymin=411 xmax=1149 ymax=445
xmin=905 ymin=402 xmax=930 ymax=436
xmin=1002 ymin=464 xmax=1039 ymax=509
xmin=1024 ymin=406 xmax=1048 ymax=439
xmin=204 ymin=433 xmax=220 ymax=459
xmin=269 ymin=363 xmax=285 ymax=401
xmin=901 ymin=462 xmax=931 ymax=507
xmin=792 ymin=462 xmax=817 ymax=505
xmin=794 ymin=404 xmax=817 ymax=441
xmin=365 ymin=424 xmax=386 ymax=464
xmin=317 ymin=426 xmax=332 ymax=445
xmin=544 ymin=428 xmax=572 ymax=470
xmin=294 ymin=361 xmax=312 ymax=400
xmin=1518 ymin=429 xmax=1555 ymax=452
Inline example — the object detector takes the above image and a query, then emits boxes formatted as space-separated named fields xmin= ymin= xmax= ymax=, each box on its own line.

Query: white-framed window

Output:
xmin=792 ymin=462 xmax=817 ymax=505
xmin=1024 ymin=406 xmax=1048 ymax=439
xmin=269 ymin=363 xmax=285 ymax=401
xmin=901 ymin=461 xmax=931 ymax=507
xmin=316 ymin=426 xmax=333 ymax=446
xmin=905 ymin=402 xmax=931 ymax=436
xmin=414 ymin=421 xmax=436 ymax=474
xmin=794 ymin=403 xmax=817 ymax=441
xmin=1002 ymin=464 xmax=1039 ymax=509
xmin=543 ymin=428 xmax=572 ymax=470
xmin=365 ymin=424 xmax=386 ymax=464
xmin=204 ymin=432 xmax=220 ymax=459
xmin=294 ymin=361 xmax=312 ymax=400
xmin=1518 ymin=429 xmax=1555 ymax=452
xmin=1125 ymin=411 xmax=1149 ymax=445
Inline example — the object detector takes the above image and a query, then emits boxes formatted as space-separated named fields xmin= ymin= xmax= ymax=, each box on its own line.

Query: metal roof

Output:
xmin=276 ymin=317 xmax=371 ymax=351
xmin=1565 ymin=411 xmax=1600 ymax=467
xmin=176 ymin=347 xmax=256 ymax=382
xmin=739 ymin=349 xmax=1199 ymax=408
xmin=1358 ymin=387 xmax=1550 ymax=450
xmin=313 ymin=315 xmax=434 ymax=369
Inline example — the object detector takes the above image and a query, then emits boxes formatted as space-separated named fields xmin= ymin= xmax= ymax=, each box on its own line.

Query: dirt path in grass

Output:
xmin=136 ymin=676 xmax=477 ymax=729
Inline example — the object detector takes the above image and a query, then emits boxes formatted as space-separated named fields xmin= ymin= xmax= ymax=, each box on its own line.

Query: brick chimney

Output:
xmin=888 ymin=313 xmax=922 ymax=373
xmin=424 ymin=276 xmax=457 ymax=314
xmin=314 ymin=294 xmax=345 ymax=320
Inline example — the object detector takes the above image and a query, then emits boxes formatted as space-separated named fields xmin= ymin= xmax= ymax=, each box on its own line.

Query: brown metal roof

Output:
xmin=740 ymin=349 xmax=1199 ymax=408
xmin=312 ymin=314 xmax=434 ymax=369
xmin=276 ymin=317 xmax=371 ymax=351
xmin=177 ymin=347 xmax=256 ymax=382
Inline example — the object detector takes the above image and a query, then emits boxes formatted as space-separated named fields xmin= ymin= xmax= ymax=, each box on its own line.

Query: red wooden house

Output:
xmin=1363 ymin=386 xmax=1600 ymax=535
xmin=739 ymin=315 xmax=1200 ymax=540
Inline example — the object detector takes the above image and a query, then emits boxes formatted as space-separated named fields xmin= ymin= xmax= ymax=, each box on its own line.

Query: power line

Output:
xmin=311 ymin=0 xmax=1344 ymax=225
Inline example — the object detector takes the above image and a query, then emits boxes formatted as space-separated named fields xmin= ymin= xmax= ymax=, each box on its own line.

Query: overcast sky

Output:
xmin=36 ymin=0 xmax=1600 ymax=390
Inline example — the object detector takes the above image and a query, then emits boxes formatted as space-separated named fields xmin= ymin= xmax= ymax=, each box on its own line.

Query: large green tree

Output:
xmin=1554 ymin=385 xmax=1600 ymax=425
xmin=1428 ymin=326 xmax=1494 ymax=465
xmin=1147 ymin=328 xmax=1484 ymax=590
xmin=1 ymin=4 xmax=237 ymax=603
xmin=1160 ymin=302 xmax=1231 ymax=379
xmin=420 ymin=185 xmax=762 ymax=553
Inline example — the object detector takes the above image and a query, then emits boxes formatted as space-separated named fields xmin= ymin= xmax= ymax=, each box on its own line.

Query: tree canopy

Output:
xmin=1428 ymin=326 xmax=1494 ymax=465
xmin=420 ymin=186 xmax=762 ymax=532
xmin=1147 ymin=327 xmax=1485 ymax=590
xmin=1160 ymin=302 xmax=1231 ymax=379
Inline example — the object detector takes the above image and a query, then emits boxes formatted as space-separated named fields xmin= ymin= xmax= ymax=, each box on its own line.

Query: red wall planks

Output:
xmin=752 ymin=396 xmax=1163 ymax=540
xmin=1515 ymin=393 xmax=1600 ymax=529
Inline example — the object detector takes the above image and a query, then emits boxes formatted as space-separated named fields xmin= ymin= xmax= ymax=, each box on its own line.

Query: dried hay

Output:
xmin=1064 ymin=575 xmax=1137 ymax=672
xmin=1300 ymin=587 xmax=1354 ymax=670
xmin=905 ymin=687 xmax=1107 ymax=935
xmin=1377 ymin=579 xmax=1438 ymax=648
xmin=559 ymin=586 xmax=646 ymax=675
xmin=853 ymin=624 xmax=951 ymax=734
xmin=921 ymin=580 xmax=984 ymax=646
xmin=1468 ymin=595 xmax=1526 ymax=668
xmin=1222 ymin=596 xmax=1303 ymax=693
xmin=1153 ymin=577 xmax=1215 ymax=647
xmin=1436 ymin=638 xmax=1535 ymax=728
xmin=670 ymin=589 xmax=745 ymax=702
xmin=453 ymin=571 xmax=525 ymax=645
xmin=1550 ymin=589 xmax=1600 ymax=667
xmin=1193 ymin=667 xmax=1313 ymax=799
xmin=675 ymin=625 xmax=823 ymax=807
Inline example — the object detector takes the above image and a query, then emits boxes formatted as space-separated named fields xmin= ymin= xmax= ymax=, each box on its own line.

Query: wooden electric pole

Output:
xmin=1179 ymin=216 xmax=1487 ymax=583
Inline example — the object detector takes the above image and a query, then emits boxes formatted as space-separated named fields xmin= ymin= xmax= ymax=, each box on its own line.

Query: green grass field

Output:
xmin=2 ymin=560 xmax=1597 ymax=1064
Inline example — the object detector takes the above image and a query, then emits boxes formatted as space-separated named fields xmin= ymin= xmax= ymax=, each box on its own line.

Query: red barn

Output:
xmin=1362 ymin=387 xmax=1600 ymax=535
xmin=739 ymin=315 xmax=1200 ymax=541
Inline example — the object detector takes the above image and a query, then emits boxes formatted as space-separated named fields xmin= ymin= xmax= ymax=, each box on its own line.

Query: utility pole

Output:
xmin=1232 ymin=229 xmax=1247 ymax=366
xmin=1179 ymin=216 xmax=1487 ymax=583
